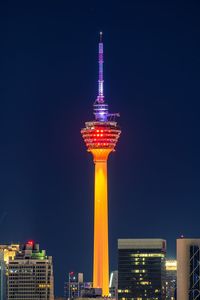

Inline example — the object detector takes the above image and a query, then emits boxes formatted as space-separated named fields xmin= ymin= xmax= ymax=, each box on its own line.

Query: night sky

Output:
xmin=1 ymin=0 xmax=200 ymax=296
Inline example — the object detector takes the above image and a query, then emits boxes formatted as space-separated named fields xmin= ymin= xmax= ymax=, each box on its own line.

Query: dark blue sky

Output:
xmin=1 ymin=0 xmax=200 ymax=296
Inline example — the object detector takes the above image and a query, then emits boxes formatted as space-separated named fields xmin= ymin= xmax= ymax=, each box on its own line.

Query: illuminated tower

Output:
xmin=81 ymin=33 xmax=121 ymax=296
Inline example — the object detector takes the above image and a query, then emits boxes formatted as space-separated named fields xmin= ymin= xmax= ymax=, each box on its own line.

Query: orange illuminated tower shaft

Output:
xmin=81 ymin=33 xmax=121 ymax=296
xmin=92 ymin=149 xmax=111 ymax=296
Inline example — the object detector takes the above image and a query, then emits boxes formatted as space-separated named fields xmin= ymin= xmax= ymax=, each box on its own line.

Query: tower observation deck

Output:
xmin=81 ymin=33 xmax=121 ymax=296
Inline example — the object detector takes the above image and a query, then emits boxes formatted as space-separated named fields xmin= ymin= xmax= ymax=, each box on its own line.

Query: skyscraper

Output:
xmin=118 ymin=239 xmax=166 ymax=300
xmin=81 ymin=33 xmax=121 ymax=296
xmin=7 ymin=241 xmax=54 ymax=300
xmin=177 ymin=238 xmax=200 ymax=300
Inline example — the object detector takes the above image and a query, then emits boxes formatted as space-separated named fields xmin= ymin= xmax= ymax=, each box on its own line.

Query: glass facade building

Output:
xmin=118 ymin=239 xmax=166 ymax=300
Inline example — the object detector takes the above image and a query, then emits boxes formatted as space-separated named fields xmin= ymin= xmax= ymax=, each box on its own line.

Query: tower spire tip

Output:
xmin=99 ymin=31 xmax=103 ymax=42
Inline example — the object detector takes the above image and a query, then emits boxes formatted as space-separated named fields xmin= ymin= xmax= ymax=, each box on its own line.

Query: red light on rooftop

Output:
xmin=27 ymin=240 xmax=34 ymax=246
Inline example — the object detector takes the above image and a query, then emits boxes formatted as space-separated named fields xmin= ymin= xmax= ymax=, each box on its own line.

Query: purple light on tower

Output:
xmin=97 ymin=32 xmax=104 ymax=103
xmin=93 ymin=32 xmax=109 ymax=122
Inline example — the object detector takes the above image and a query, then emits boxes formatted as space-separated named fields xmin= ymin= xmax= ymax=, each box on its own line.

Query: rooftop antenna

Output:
xmin=97 ymin=31 xmax=104 ymax=104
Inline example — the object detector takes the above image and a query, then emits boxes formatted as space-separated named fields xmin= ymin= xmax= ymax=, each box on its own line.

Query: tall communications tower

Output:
xmin=81 ymin=33 xmax=121 ymax=296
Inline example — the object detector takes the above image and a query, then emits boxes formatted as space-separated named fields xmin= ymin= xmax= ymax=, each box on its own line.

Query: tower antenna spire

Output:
xmin=97 ymin=31 xmax=104 ymax=103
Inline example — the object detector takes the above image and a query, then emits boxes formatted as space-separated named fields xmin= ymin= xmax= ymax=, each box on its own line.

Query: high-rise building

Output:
xmin=81 ymin=33 xmax=121 ymax=296
xmin=165 ymin=260 xmax=177 ymax=300
xmin=7 ymin=241 xmax=54 ymax=300
xmin=118 ymin=239 xmax=166 ymax=300
xmin=177 ymin=238 xmax=200 ymax=300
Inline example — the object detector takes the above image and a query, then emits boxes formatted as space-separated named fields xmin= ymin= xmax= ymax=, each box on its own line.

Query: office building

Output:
xmin=118 ymin=239 xmax=166 ymax=300
xmin=81 ymin=32 xmax=121 ymax=296
xmin=177 ymin=238 xmax=200 ymax=300
xmin=165 ymin=260 xmax=177 ymax=300
xmin=7 ymin=241 xmax=54 ymax=300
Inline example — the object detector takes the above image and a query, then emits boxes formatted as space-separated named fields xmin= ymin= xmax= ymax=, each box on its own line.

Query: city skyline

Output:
xmin=1 ymin=0 xmax=200 ymax=296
